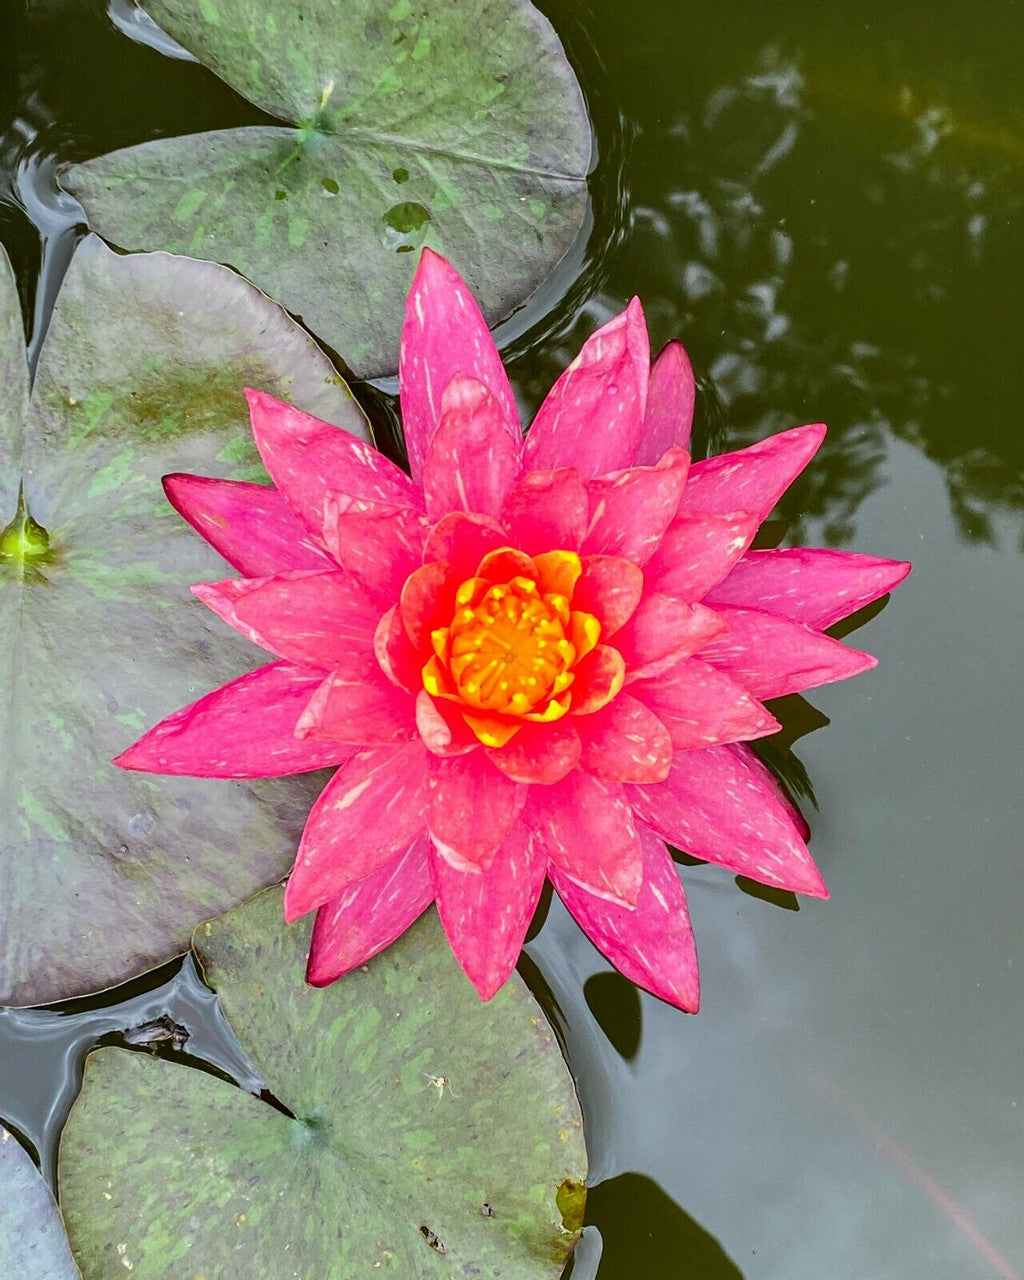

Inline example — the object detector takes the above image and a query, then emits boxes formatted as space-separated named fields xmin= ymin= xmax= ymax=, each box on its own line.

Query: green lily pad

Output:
xmin=61 ymin=0 xmax=591 ymax=379
xmin=59 ymin=889 xmax=586 ymax=1278
xmin=0 ymin=236 xmax=369 ymax=1006
xmin=1 ymin=1127 xmax=80 ymax=1279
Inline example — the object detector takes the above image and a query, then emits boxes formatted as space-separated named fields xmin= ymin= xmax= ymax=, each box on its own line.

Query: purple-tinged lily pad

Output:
xmin=0 ymin=1128 xmax=79 ymax=1279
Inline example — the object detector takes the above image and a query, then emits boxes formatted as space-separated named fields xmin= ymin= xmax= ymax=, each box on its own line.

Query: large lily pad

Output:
xmin=62 ymin=0 xmax=591 ymax=379
xmin=59 ymin=890 xmax=586 ymax=1278
xmin=0 ymin=236 xmax=368 ymax=1006
xmin=0 ymin=1127 xmax=79 ymax=1279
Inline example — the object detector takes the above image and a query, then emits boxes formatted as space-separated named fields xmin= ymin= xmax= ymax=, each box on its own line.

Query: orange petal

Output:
xmin=571 ymin=645 xmax=626 ymax=714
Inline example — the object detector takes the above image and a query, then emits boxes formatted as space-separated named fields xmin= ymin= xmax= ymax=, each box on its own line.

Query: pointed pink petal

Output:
xmin=296 ymin=653 xmax=416 ymax=745
xmin=422 ymin=512 xmax=507 ymax=584
xmin=645 ymin=510 xmax=759 ymax=602
xmin=705 ymin=547 xmax=912 ymax=630
xmin=576 ymin=694 xmax=673 ymax=783
xmin=114 ymin=662 xmax=352 ymax=778
xmin=680 ymin=423 xmax=826 ymax=522
xmin=570 ymin=645 xmax=626 ymax=714
xmin=525 ymin=300 xmax=650 ymax=478
xmin=284 ymin=742 xmax=429 ymax=920
xmin=582 ymin=447 xmax=690 ymax=564
xmin=399 ymin=249 xmax=519 ymax=481
xmin=632 ymin=656 xmax=780 ymax=749
xmin=526 ymin=773 xmax=642 ymax=906
xmin=573 ymin=555 xmax=644 ymax=636
xmin=552 ymin=824 xmax=700 ymax=1011
xmin=306 ymin=835 xmax=433 ymax=986
xmin=736 ymin=741 xmax=811 ymax=841
xmin=627 ymin=744 xmax=827 ymax=897
xmin=428 ymin=753 xmax=526 ymax=871
xmin=399 ymin=560 xmax=459 ymax=652
xmin=415 ymin=690 xmax=479 ymax=757
xmin=632 ymin=341 xmax=696 ymax=467
xmin=323 ymin=496 xmax=428 ymax=608
xmin=163 ymin=474 xmax=332 ymax=576
xmin=246 ymin=389 xmax=423 ymax=536
xmin=432 ymin=824 xmax=545 ymax=1000
xmin=616 ymin=596 xmax=727 ymax=681
xmin=194 ymin=570 xmax=379 ymax=670
xmin=499 ymin=468 xmax=589 ymax=555
xmin=422 ymin=374 xmax=523 ymax=519
xmin=698 ymin=605 xmax=877 ymax=699
xmin=486 ymin=719 xmax=581 ymax=784
xmin=376 ymin=605 xmax=422 ymax=691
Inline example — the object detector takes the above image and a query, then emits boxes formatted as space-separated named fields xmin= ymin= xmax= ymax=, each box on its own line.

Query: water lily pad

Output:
xmin=59 ymin=889 xmax=586 ymax=1278
xmin=0 ymin=1127 xmax=79 ymax=1279
xmin=0 ymin=236 xmax=369 ymax=1006
xmin=62 ymin=0 xmax=591 ymax=379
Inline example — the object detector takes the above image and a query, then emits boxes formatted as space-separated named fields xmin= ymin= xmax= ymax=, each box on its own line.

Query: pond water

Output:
xmin=2 ymin=0 xmax=1023 ymax=1276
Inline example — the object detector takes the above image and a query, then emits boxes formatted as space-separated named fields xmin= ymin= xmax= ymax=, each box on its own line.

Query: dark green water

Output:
xmin=2 ymin=1 xmax=1023 ymax=1275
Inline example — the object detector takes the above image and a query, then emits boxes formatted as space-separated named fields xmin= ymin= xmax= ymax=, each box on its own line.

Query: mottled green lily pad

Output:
xmin=0 ymin=236 xmax=368 ymax=1006
xmin=0 ymin=1127 xmax=80 ymax=1279
xmin=59 ymin=890 xmax=586 ymax=1278
xmin=62 ymin=0 xmax=591 ymax=379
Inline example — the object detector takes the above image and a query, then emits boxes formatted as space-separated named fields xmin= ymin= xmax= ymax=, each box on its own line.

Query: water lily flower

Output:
xmin=116 ymin=250 xmax=909 ymax=1011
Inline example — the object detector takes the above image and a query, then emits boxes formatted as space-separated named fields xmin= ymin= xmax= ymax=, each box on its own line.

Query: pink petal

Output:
xmin=399 ymin=249 xmax=519 ymax=481
xmin=632 ymin=340 xmax=696 ymax=467
xmin=576 ymin=694 xmax=673 ymax=782
xmin=163 ymin=474 xmax=332 ymax=576
xmin=632 ymin=657 xmax=780 ymax=749
xmin=427 ymin=753 xmax=527 ymax=871
xmin=526 ymin=773 xmax=642 ymax=906
xmin=194 ymin=570 xmax=379 ymax=671
xmin=645 ymin=510 xmax=759 ymax=601
xmin=296 ymin=653 xmax=416 ymax=745
xmin=431 ymin=824 xmax=545 ymax=1001
xmin=698 ymin=605 xmax=877 ymax=700
xmin=705 ymin=547 xmax=912 ymax=630
xmin=246 ymin=389 xmax=423 ymax=535
xmin=679 ymin=423 xmax=826 ymax=522
xmin=486 ymin=719 xmax=581 ymax=784
xmin=284 ymin=742 xmax=429 ymax=920
xmin=552 ymin=824 xmax=700 ymax=1011
xmin=306 ymin=835 xmax=434 ymax=986
xmin=627 ymin=745 xmax=827 ymax=897
xmin=399 ymin=560 xmax=459 ymax=651
xmin=570 ymin=645 xmax=626 ymax=714
xmin=323 ymin=496 xmax=428 ymax=608
xmin=113 ymin=661 xmax=352 ymax=778
xmin=524 ymin=299 xmax=651 ymax=478
xmin=375 ymin=605 xmax=422 ymax=692
xmin=499 ymin=468 xmax=589 ymax=555
xmin=616 ymin=596 xmax=727 ymax=681
xmin=422 ymin=374 xmax=523 ymax=519
xmin=415 ymin=690 xmax=479 ymax=757
xmin=582 ymin=447 xmax=690 ymax=564
xmin=422 ymin=512 xmax=507 ymax=584
xmin=573 ymin=555 xmax=644 ymax=636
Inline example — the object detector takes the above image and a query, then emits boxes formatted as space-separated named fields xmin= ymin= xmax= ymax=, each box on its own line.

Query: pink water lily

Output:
xmin=116 ymin=250 xmax=909 ymax=1011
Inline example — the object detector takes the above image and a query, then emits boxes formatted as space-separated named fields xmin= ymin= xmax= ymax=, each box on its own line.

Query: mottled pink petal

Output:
xmin=400 ymin=249 xmax=519 ymax=480
xmin=633 ymin=657 xmax=780 ymax=749
xmin=679 ymin=423 xmax=826 ymax=522
xmin=698 ymin=606 xmax=877 ymax=699
xmin=527 ymin=773 xmax=642 ymax=906
xmin=415 ymin=690 xmax=479 ymax=757
xmin=576 ymin=694 xmax=673 ymax=782
xmin=428 ymin=753 xmax=527 ymax=871
xmin=571 ymin=645 xmax=627 ymax=715
xmin=246 ymin=389 xmax=422 ymax=533
xmin=432 ymin=824 xmax=544 ymax=1001
xmin=375 ymin=605 xmax=422 ymax=691
xmin=573 ymin=555 xmax=644 ymax=636
xmin=524 ymin=299 xmax=651 ymax=478
xmin=284 ymin=742 xmax=429 ymax=920
xmin=633 ymin=340 xmax=696 ymax=467
xmin=306 ymin=836 xmax=433 ymax=986
xmin=399 ymin=560 xmax=459 ymax=651
xmin=296 ymin=653 xmax=416 ymax=745
xmin=114 ymin=662 xmax=352 ymax=778
xmin=617 ymin=596 xmax=727 ymax=681
xmin=323 ymin=496 xmax=428 ymax=608
xmin=627 ymin=745 xmax=828 ymax=897
xmin=552 ymin=824 xmax=700 ymax=1011
xmin=499 ymin=468 xmax=589 ymax=555
xmin=163 ymin=474 xmax=331 ymax=576
xmin=194 ymin=570 xmax=379 ymax=671
xmin=422 ymin=512 xmax=507 ymax=584
xmin=486 ymin=719 xmax=581 ymax=784
xmin=705 ymin=547 xmax=912 ymax=630
xmin=645 ymin=510 xmax=759 ymax=601
xmin=582 ymin=447 xmax=690 ymax=564
xmin=423 ymin=374 xmax=523 ymax=519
